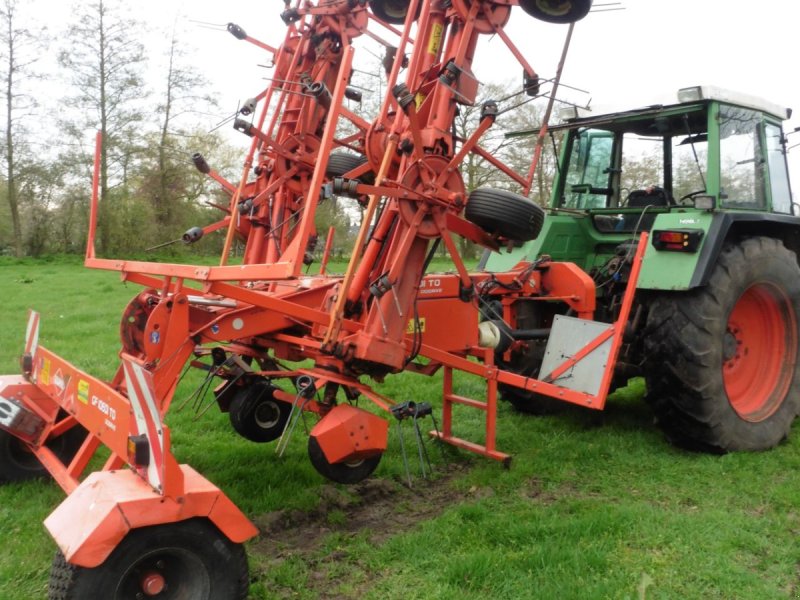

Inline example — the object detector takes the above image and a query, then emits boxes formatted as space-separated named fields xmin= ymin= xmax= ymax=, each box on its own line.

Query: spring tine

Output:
xmin=395 ymin=421 xmax=413 ymax=488
xmin=275 ymin=393 xmax=307 ymax=457
xmin=412 ymin=417 xmax=428 ymax=479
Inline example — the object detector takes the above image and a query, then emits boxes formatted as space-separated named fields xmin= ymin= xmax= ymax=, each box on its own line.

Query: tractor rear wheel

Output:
xmin=465 ymin=188 xmax=545 ymax=241
xmin=0 ymin=425 xmax=86 ymax=483
xmin=308 ymin=436 xmax=382 ymax=484
xmin=643 ymin=237 xmax=800 ymax=452
xmin=229 ymin=381 xmax=291 ymax=443
xmin=48 ymin=518 xmax=248 ymax=600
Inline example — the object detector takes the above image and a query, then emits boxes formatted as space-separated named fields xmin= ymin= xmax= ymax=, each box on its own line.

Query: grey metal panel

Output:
xmin=539 ymin=315 xmax=613 ymax=396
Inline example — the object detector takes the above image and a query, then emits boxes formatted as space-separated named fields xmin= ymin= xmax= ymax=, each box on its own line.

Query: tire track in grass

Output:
xmin=249 ymin=465 xmax=476 ymax=598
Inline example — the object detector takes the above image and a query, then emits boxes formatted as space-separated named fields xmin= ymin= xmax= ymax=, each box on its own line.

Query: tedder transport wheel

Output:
xmin=229 ymin=380 xmax=292 ymax=443
xmin=368 ymin=0 xmax=421 ymax=24
xmin=465 ymin=188 xmax=545 ymax=242
xmin=0 ymin=426 xmax=85 ymax=483
xmin=517 ymin=0 xmax=593 ymax=24
xmin=48 ymin=518 xmax=249 ymax=600
xmin=643 ymin=236 xmax=800 ymax=452
xmin=326 ymin=151 xmax=367 ymax=177
xmin=308 ymin=436 xmax=382 ymax=485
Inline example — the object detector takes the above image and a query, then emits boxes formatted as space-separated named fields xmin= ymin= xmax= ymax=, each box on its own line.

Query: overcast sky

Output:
xmin=34 ymin=0 xmax=800 ymax=188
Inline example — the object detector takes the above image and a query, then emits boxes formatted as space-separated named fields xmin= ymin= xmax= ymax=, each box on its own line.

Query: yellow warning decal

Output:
xmin=40 ymin=358 xmax=51 ymax=385
xmin=428 ymin=22 xmax=443 ymax=55
xmin=77 ymin=379 xmax=90 ymax=405
xmin=406 ymin=317 xmax=426 ymax=334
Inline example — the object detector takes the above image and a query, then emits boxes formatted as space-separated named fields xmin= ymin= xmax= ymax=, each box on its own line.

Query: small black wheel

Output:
xmin=326 ymin=152 xmax=366 ymax=177
xmin=229 ymin=381 xmax=291 ymax=443
xmin=326 ymin=151 xmax=375 ymax=185
xmin=0 ymin=425 xmax=86 ymax=483
xmin=465 ymin=188 xmax=545 ymax=241
xmin=368 ymin=0 xmax=421 ymax=24
xmin=308 ymin=436 xmax=382 ymax=484
xmin=518 ymin=0 xmax=593 ymax=23
xmin=48 ymin=518 xmax=248 ymax=600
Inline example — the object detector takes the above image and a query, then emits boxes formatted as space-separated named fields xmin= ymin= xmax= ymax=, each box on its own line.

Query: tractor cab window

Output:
xmin=671 ymin=132 xmax=708 ymax=203
xmin=719 ymin=106 xmax=766 ymax=209
xmin=620 ymin=133 xmax=665 ymax=200
xmin=562 ymin=128 xmax=613 ymax=209
xmin=765 ymin=122 xmax=792 ymax=214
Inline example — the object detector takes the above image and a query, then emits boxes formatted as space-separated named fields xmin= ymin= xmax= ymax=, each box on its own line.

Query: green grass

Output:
xmin=2 ymin=259 xmax=800 ymax=599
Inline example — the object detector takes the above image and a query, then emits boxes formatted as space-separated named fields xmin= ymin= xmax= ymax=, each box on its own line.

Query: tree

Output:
xmin=58 ymin=0 xmax=146 ymax=255
xmin=136 ymin=22 xmax=217 ymax=236
xmin=0 ymin=0 xmax=43 ymax=257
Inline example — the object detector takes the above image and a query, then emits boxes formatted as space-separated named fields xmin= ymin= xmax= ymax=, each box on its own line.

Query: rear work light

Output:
xmin=652 ymin=229 xmax=704 ymax=252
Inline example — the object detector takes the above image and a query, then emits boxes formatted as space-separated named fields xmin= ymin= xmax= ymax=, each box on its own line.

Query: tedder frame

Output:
xmin=0 ymin=0 xmax=657 ymax=596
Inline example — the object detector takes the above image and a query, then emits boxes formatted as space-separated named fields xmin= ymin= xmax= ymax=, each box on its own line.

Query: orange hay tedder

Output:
xmin=0 ymin=0 xmax=648 ymax=597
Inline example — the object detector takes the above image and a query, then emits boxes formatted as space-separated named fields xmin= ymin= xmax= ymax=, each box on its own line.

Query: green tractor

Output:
xmin=485 ymin=85 xmax=800 ymax=453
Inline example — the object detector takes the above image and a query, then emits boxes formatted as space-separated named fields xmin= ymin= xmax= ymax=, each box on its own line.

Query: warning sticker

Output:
xmin=406 ymin=317 xmax=426 ymax=334
xmin=40 ymin=358 xmax=51 ymax=386
xmin=428 ymin=22 xmax=443 ymax=55
xmin=77 ymin=380 xmax=90 ymax=405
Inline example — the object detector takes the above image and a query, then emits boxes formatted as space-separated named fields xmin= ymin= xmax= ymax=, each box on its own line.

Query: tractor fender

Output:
xmin=687 ymin=212 xmax=800 ymax=288
xmin=638 ymin=211 xmax=800 ymax=291
xmin=43 ymin=465 xmax=258 ymax=568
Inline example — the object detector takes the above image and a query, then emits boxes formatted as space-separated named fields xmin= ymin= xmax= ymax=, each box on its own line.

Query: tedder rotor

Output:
xmin=0 ymin=0 xmax=658 ymax=597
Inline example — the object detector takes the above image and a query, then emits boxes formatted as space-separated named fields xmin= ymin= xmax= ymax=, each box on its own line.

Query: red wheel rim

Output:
xmin=723 ymin=283 xmax=797 ymax=421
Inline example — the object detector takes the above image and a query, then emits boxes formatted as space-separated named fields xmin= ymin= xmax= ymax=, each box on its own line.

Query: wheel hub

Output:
xmin=254 ymin=401 xmax=280 ymax=429
xmin=140 ymin=571 xmax=166 ymax=596
xmin=722 ymin=329 xmax=739 ymax=363
xmin=723 ymin=283 xmax=795 ymax=421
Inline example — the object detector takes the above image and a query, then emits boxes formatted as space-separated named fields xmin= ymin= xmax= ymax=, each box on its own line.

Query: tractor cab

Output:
xmin=486 ymin=86 xmax=795 ymax=281
xmin=553 ymin=85 xmax=794 ymax=230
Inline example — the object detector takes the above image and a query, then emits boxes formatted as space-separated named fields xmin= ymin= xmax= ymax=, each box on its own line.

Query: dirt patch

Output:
xmin=249 ymin=464 xmax=475 ymax=598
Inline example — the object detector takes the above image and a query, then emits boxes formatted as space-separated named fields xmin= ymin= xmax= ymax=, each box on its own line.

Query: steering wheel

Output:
xmin=678 ymin=189 xmax=706 ymax=204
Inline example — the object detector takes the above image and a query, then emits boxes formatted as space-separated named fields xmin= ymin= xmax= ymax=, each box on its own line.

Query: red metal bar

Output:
xmin=319 ymin=226 xmax=335 ymax=275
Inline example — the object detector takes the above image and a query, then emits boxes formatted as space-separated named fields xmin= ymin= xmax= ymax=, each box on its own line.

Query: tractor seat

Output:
xmin=626 ymin=187 xmax=671 ymax=207
xmin=620 ymin=187 xmax=671 ymax=232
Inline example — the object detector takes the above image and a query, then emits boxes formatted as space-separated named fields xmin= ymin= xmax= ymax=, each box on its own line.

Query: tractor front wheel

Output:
xmin=308 ymin=436 xmax=382 ymax=484
xmin=229 ymin=381 xmax=292 ymax=443
xmin=643 ymin=236 xmax=800 ymax=452
xmin=48 ymin=518 xmax=249 ymax=600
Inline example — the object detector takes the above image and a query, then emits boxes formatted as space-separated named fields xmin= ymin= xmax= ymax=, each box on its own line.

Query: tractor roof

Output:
xmin=550 ymin=86 xmax=791 ymax=134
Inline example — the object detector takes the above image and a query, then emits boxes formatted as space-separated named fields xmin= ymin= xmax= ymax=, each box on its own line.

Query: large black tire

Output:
xmin=465 ymin=188 xmax=545 ymax=241
xmin=0 ymin=425 xmax=86 ymax=483
xmin=308 ymin=436 xmax=382 ymax=484
xmin=229 ymin=381 xmax=291 ymax=443
xmin=518 ymin=0 xmax=593 ymax=24
xmin=643 ymin=237 xmax=800 ymax=452
xmin=48 ymin=518 xmax=249 ymax=600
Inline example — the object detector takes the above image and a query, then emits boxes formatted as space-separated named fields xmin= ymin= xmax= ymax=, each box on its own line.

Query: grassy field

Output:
xmin=1 ymin=257 xmax=800 ymax=599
